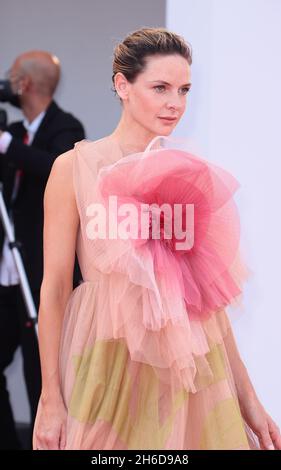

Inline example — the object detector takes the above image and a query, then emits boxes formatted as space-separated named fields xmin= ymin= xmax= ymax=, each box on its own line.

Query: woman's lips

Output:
xmin=158 ymin=116 xmax=178 ymax=123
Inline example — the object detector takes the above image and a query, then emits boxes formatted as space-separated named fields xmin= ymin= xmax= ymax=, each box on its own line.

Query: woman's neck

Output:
xmin=110 ymin=113 xmax=157 ymax=157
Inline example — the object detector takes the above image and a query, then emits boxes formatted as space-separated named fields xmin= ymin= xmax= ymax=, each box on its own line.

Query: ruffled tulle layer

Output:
xmin=59 ymin=278 xmax=258 ymax=450
xmin=91 ymin=141 xmax=248 ymax=324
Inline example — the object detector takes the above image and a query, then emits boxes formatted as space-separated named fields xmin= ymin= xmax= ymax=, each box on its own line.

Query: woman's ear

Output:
xmin=114 ymin=72 xmax=130 ymax=101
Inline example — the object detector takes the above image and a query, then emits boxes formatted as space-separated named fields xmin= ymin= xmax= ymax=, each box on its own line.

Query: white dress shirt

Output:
xmin=0 ymin=111 xmax=46 ymax=285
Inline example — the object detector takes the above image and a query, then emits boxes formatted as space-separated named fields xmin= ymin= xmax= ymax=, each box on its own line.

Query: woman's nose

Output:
xmin=166 ymin=93 xmax=183 ymax=111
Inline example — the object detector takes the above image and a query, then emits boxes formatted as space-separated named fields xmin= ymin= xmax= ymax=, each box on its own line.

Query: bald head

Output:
xmin=13 ymin=50 xmax=60 ymax=97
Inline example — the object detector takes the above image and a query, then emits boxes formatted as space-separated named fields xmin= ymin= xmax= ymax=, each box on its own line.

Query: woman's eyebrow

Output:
xmin=148 ymin=80 xmax=192 ymax=87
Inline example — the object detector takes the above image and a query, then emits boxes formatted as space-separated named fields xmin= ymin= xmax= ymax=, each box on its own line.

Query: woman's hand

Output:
xmin=222 ymin=320 xmax=281 ymax=450
xmin=239 ymin=395 xmax=281 ymax=450
xmin=33 ymin=394 xmax=67 ymax=450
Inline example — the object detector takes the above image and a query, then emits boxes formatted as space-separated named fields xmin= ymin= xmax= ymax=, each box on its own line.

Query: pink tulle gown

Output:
xmin=38 ymin=135 xmax=260 ymax=449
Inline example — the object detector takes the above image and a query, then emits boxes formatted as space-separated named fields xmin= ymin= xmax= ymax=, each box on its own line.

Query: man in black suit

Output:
xmin=0 ymin=50 xmax=85 ymax=449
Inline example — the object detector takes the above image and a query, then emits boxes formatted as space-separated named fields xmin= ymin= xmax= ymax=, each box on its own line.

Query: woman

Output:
xmin=33 ymin=28 xmax=281 ymax=450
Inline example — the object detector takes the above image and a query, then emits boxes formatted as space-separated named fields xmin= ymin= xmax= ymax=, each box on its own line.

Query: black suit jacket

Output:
xmin=0 ymin=100 xmax=85 ymax=290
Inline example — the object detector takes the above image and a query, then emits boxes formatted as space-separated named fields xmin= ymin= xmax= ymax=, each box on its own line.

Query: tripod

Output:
xmin=0 ymin=182 xmax=38 ymax=336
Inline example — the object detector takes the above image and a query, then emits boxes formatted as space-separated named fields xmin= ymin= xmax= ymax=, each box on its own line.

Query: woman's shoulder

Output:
xmin=52 ymin=137 xmax=106 ymax=167
xmin=74 ymin=135 xmax=121 ymax=167
xmin=73 ymin=135 xmax=113 ymax=153
xmin=52 ymin=135 xmax=119 ymax=183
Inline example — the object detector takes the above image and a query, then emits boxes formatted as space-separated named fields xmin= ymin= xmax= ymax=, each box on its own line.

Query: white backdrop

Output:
xmin=167 ymin=0 xmax=281 ymax=425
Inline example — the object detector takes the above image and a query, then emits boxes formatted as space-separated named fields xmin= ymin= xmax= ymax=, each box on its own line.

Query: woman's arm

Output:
xmin=224 ymin=319 xmax=281 ymax=450
xmin=33 ymin=150 xmax=79 ymax=450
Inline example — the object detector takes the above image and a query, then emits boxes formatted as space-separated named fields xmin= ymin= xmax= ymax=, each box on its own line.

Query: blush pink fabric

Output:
xmin=35 ymin=136 xmax=260 ymax=450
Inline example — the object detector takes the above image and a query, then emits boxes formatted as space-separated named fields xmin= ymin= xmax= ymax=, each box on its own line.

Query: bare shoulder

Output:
xmin=44 ymin=149 xmax=76 ymax=208
xmin=51 ymin=148 xmax=75 ymax=181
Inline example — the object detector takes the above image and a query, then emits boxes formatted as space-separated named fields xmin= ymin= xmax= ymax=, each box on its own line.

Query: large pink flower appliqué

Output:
xmin=97 ymin=145 xmax=247 ymax=321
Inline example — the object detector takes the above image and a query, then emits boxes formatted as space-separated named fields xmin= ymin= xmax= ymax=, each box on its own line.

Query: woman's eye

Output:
xmin=153 ymin=85 xmax=191 ymax=95
xmin=154 ymin=85 xmax=165 ymax=93
xmin=180 ymin=87 xmax=190 ymax=95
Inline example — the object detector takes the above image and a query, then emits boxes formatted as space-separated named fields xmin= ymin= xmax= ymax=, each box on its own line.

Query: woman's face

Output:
xmin=120 ymin=54 xmax=191 ymax=136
